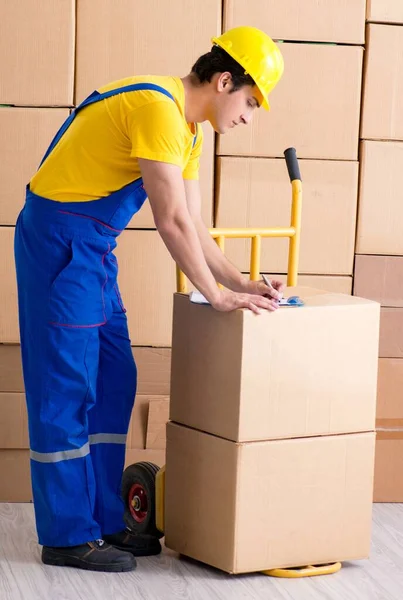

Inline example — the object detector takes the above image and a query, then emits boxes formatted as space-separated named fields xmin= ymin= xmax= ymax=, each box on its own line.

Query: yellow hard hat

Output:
xmin=211 ymin=26 xmax=284 ymax=110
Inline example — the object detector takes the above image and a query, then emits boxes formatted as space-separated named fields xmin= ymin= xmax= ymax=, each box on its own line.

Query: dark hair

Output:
xmin=191 ymin=45 xmax=255 ymax=92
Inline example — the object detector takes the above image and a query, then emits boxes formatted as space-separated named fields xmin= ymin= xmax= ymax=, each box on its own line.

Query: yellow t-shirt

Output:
xmin=30 ymin=75 xmax=203 ymax=202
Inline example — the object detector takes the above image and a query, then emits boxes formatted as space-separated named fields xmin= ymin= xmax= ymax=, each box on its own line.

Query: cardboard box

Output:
xmin=356 ymin=141 xmax=403 ymax=255
xmin=354 ymin=255 xmax=403 ymax=307
xmin=367 ymin=0 xmax=403 ymax=24
xmin=0 ymin=393 xmax=28 ymax=449
xmin=132 ymin=347 xmax=171 ymax=396
xmin=379 ymin=308 xmax=403 ymax=358
xmin=374 ymin=430 xmax=403 ymax=502
xmin=0 ymin=1 xmax=75 ymax=106
xmin=165 ymin=423 xmax=376 ymax=573
xmin=115 ymin=230 xmax=176 ymax=347
xmin=377 ymin=359 xmax=403 ymax=422
xmin=170 ymin=290 xmax=380 ymax=442
xmin=0 ymin=344 xmax=171 ymax=395
xmin=75 ymin=0 xmax=221 ymax=103
xmin=127 ymin=395 xmax=168 ymax=450
xmin=260 ymin=275 xmax=352 ymax=295
xmin=125 ymin=448 xmax=165 ymax=469
xmin=0 ymin=108 xmax=70 ymax=225
xmin=216 ymin=157 xmax=358 ymax=274
xmin=1 ymin=228 xmax=176 ymax=346
xmin=0 ymin=345 xmax=24 ymax=392
xmin=218 ymin=44 xmax=363 ymax=160
xmin=0 ymin=227 xmax=20 ymax=343
xmin=224 ymin=0 xmax=366 ymax=44
xmin=0 ymin=450 xmax=32 ymax=502
xmin=128 ymin=123 xmax=214 ymax=228
xmin=361 ymin=25 xmax=403 ymax=140
xmin=146 ymin=399 xmax=170 ymax=450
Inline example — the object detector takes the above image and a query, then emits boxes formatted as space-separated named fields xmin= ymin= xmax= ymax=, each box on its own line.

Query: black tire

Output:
xmin=122 ymin=462 xmax=163 ymax=539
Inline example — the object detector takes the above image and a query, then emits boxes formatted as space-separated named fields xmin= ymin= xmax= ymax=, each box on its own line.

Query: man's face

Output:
xmin=209 ymin=74 xmax=261 ymax=134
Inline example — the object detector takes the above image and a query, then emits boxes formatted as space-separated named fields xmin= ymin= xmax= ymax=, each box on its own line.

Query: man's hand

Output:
xmin=243 ymin=278 xmax=285 ymax=302
xmin=211 ymin=289 xmax=280 ymax=315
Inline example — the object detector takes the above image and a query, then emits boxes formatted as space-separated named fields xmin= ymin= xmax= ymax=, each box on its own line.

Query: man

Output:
xmin=14 ymin=26 xmax=284 ymax=572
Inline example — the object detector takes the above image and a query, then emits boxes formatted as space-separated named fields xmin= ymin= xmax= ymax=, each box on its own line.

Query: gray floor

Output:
xmin=0 ymin=503 xmax=402 ymax=600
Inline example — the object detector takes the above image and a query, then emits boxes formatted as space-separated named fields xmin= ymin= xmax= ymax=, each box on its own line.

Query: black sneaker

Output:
xmin=41 ymin=539 xmax=136 ymax=572
xmin=103 ymin=529 xmax=162 ymax=557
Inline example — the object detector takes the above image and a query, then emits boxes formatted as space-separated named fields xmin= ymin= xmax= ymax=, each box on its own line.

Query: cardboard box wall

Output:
xmin=379 ymin=309 xmax=403 ymax=358
xmin=146 ymin=399 xmax=170 ymax=450
xmin=218 ymin=44 xmax=363 ymax=160
xmin=373 ymin=359 xmax=403 ymax=502
xmin=75 ymin=0 xmax=221 ymax=103
xmin=0 ymin=451 xmax=32 ymax=502
xmin=115 ymin=230 xmax=176 ymax=346
xmin=216 ymin=157 xmax=358 ymax=274
xmin=0 ymin=1 xmax=75 ymax=106
xmin=361 ymin=25 xmax=403 ymax=141
xmin=356 ymin=141 xmax=403 ymax=255
xmin=0 ymin=228 xmax=176 ymax=346
xmin=0 ymin=108 xmax=70 ymax=226
xmin=165 ymin=423 xmax=376 ymax=574
xmin=224 ymin=0 xmax=366 ymax=44
xmin=367 ymin=0 xmax=403 ymax=24
xmin=377 ymin=359 xmax=403 ymax=422
xmin=0 ymin=228 xmax=20 ymax=343
xmin=170 ymin=290 xmax=380 ymax=443
xmin=0 ymin=344 xmax=171 ymax=395
xmin=354 ymin=255 xmax=403 ymax=307
xmin=374 ymin=430 xmax=403 ymax=502
xmin=261 ymin=275 xmax=352 ymax=295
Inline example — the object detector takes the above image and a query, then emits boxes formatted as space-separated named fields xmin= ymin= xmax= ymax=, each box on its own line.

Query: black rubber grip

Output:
xmin=284 ymin=147 xmax=301 ymax=182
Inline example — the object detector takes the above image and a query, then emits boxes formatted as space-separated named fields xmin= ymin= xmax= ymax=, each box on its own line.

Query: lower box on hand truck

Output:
xmin=164 ymin=422 xmax=375 ymax=575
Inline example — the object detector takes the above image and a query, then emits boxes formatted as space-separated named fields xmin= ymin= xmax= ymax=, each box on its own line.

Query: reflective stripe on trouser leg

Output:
xmin=88 ymin=311 xmax=137 ymax=535
xmin=25 ymin=326 xmax=102 ymax=547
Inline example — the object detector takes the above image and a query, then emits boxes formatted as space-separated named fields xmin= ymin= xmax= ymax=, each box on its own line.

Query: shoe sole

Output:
xmin=42 ymin=551 xmax=136 ymax=572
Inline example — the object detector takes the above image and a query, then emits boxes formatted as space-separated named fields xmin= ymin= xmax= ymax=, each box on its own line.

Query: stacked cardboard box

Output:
xmin=356 ymin=17 xmax=403 ymax=501
xmin=215 ymin=0 xmax=365 ymax=293
xmin=164 ymin=289 xmax=380 ymax=573
xmin=0 ymin=2 xmax=76 ymax=499
xmin=354 ymin=256 xmax=403 ymax=501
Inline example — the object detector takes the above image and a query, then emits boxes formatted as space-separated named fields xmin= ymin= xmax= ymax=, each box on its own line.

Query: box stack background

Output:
xmin=354 ymin=0 xmax=403 ymax=502
xmin=0 ymin=0 xmax=398 ymax=502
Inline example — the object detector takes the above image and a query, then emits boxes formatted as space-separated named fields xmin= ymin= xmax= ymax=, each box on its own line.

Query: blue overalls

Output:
xmin=14 ymin=83 xmax=191 ymax=547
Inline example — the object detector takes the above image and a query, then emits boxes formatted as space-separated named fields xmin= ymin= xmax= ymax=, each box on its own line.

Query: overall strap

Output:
xmin=39 ymin=83 xmax=176 ymax=167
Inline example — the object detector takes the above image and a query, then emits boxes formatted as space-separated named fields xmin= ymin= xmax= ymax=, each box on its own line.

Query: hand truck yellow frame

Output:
xmin=122 ymin=148 xmax=341 ymax=579
xmin=176 ymin=148 xmax=302 ymax=293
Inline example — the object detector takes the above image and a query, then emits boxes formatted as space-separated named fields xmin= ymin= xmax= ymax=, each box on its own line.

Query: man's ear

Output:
xmin=217 ymin=71 xmax=232 ymax=92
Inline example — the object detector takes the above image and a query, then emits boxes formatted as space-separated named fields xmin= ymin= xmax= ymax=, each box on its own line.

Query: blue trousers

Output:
xmin=15 ymin=192 xmax=137 ymax=546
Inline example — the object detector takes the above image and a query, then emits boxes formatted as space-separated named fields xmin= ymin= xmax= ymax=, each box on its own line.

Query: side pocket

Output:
xmin=113 ymin=283 xmax=127 ymax=313
xmin=49 ymin=236 xmax=111 ymax=327
xmin=108 ymin=254 xmax=127 ymax=314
